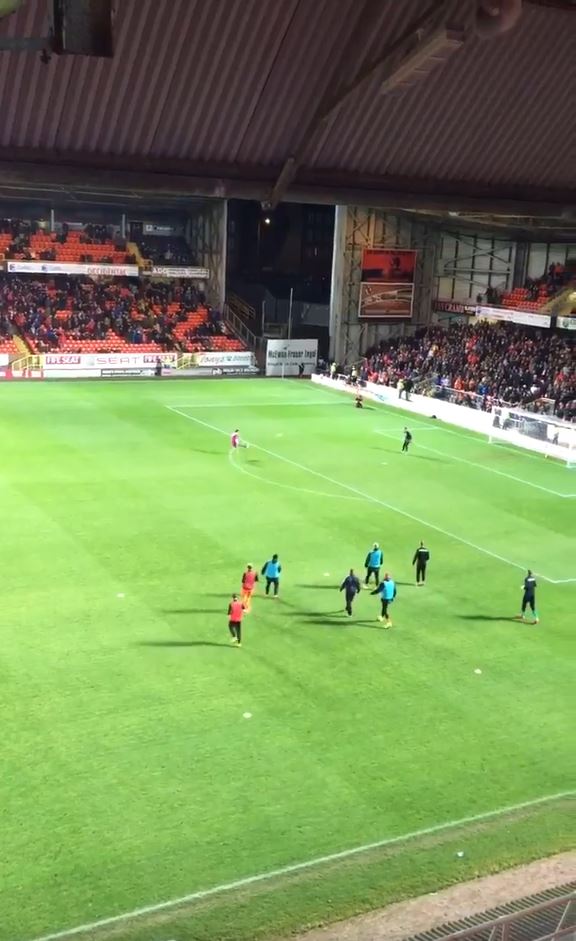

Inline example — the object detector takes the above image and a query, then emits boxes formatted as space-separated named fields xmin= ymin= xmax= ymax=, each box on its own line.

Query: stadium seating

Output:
xmin=500 ymin=286 xmax=550 ymax=311
xmin=0 ymin=275 xmax=246 ymax=357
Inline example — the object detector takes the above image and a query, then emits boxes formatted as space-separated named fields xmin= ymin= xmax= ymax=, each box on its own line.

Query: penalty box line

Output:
xmin=27 ymin=790 xmax=575 ymax=941
xmin=167 ymin=407 xmax=575 ymax=584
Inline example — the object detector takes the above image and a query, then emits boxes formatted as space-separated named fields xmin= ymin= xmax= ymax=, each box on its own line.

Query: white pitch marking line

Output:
xmin=228 ymin=450 xmax=363 ymax=503
xmin=26 ymin=790 xmax=576 ymax=941
xmin=375 ymin=430 xmax=574 ymax=498
xmin=167 ymin=401 xmax=346 ymax=408
xmin=167 ymin=407 xmax=575 ymax=584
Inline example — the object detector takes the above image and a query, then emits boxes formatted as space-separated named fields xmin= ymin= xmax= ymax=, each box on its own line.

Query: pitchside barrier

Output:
xmin=312 ymin=374 xmax=576 ymax=464
xmin=10 ymin=350 xmax=256 ymax=379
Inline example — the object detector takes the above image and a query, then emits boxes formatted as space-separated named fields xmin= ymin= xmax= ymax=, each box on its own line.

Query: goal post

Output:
xmin=489 ymin=405 xmax=576 ymax=465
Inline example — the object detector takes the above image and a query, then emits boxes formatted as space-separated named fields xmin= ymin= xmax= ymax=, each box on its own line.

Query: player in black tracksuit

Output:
xmin=515 ymin=570 xmax=539 ymax=624
xmin=402 ymin=427 xmax=412 ymax=452
xmin=340 ymin=569 xmax=361 ymax=616
xmin=412 ymin=541 xmax=430 ymax=585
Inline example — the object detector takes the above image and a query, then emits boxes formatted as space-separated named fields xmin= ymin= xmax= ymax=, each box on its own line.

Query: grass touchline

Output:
xmin=26 ymin=791 xmax=575 ymax=941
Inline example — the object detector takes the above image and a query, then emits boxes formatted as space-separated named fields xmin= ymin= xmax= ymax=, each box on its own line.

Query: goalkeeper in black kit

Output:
xmin=402 ymin=427 xmax=413 ymax=452
xmin=412 ymin=541 xmax=430 ymax=585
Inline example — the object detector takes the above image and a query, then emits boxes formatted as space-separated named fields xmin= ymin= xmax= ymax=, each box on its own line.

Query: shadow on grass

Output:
xmin=376 ymin=445 xmax=447 ymax=463
xmin=136 ymin=641 xmax=231 ymax=648
xmin=458 ymin=614 xmax=520 ymax=623
xmin=296 ymin=584 xmax=338 ymax=590
xmin=162 ymin=608 xmax=223 ymax=615
xmin=303 ymin=616 xmax=384 ymax=631
xmin=202 ymin=593 xmax=237 ymax=599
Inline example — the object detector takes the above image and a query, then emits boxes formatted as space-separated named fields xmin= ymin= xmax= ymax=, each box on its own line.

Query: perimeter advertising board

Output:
xmin=150 ymin=266 xmax=209 ymax=279
xmin=475 ymin=306 xmax=551 ymax=329
xmin=7 ymin=261 xmax=140 ymax=277
xmin=358 ymin=248 xmax=416 ymax=319
xmin=42 ymin=352 xmax=177 ymax=378
xmin=191 ymin=351 xmax=254 ymax=368
xmin=265 ymin=339 xmax=318 ymax=376
xmin=433 ymin=299 xmax=477 ymax=315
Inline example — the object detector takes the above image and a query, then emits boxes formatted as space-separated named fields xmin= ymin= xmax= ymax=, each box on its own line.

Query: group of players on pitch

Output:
xmin=227 ymin=428 xmax=540 ymax=644
xmin=226 ymin=543 xmax=430 ymax=645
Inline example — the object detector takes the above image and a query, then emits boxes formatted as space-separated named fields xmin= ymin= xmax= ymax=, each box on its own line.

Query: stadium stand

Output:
xmin=138 ymin=235 xmax=195 ymax=267
xmin=0 ymin=276 xmax=246 ymax=355
xmin=486 ymin=263 xmax=569 ymax=312
xmin=363 ymin=321 xmax=575 ymax=421
xmin=0 ymin=222 xmax=132 ymax=265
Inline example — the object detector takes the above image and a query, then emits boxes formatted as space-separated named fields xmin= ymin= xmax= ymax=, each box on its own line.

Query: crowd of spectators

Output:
xmin=0 ymin=275 xmax=233 ymax=353
xmin=362 ymin=320 xmax=575 ymax=421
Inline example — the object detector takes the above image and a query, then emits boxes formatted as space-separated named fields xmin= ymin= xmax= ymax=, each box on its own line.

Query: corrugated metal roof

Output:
xmin=0 ymin=0 xmax=573 ymax=199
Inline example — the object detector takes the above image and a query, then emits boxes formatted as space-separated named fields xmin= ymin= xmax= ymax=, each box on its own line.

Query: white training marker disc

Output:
xmin=456 ymin=851 xmax=464 ymax=858
xmin=243 ymin=712 xmax=252 ymax=719
xmin=117 ymin=593 xmax=125 ymax=599
xmin=474 ymin=668 xmax=482 ymax=675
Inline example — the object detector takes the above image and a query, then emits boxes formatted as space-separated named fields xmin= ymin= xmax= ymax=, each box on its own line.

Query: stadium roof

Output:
xmin=0 ymin=0 xmax=574 ymax=223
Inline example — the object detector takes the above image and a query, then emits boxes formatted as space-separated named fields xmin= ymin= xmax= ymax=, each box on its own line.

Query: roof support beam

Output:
xmin=265 ymin=1 xmax=463 ymax=208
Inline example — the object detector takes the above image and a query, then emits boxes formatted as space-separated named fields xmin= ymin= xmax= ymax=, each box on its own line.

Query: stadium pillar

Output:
xmin=513 ymin=240 xmax=529 ymax=288
xmin=188 ymin=199 xmax=227 ymax=309
xmin=329 ymin=206 xmax=439 ymax=366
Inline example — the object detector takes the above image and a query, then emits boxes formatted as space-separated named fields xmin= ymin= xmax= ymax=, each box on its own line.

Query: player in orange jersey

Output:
xmin=241 ymin=564 xmax=259 ymax=612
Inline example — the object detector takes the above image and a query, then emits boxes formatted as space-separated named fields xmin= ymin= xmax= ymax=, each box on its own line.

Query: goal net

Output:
xmin=489 ymin=405 xmax=576 ymax=465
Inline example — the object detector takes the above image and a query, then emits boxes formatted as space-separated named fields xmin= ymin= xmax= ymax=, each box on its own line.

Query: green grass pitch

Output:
xmin=1 ymin=378 xmax=574 ymax=941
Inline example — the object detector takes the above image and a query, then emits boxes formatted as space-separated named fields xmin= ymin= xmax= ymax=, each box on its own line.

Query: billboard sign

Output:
xmin=265 ymin=339 xmax=318 ymax=376
xmin=358 ymin=249 xmax=416 ymax=319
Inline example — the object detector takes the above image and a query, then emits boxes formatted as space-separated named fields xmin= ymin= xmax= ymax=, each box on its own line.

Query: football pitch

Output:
xmin=1 ymin=378 xmax=574 ymax=941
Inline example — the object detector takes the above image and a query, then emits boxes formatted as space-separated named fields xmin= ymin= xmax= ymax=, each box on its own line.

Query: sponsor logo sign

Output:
xmin=150 ymin=266 xmax=209 ymax=279
xmin=43 ymin=353 xmax=178 ymax=370
xmin=265 ymin=339 xmax=318 ymax=376
xmin=7 ymin=261 xmax=139 ymax=277
xmin=192 ymin=351 xmax=254 ymax=367
xmin=475 ymin=305 xmax=551 ymax=329
xmin=433 ymin=299 xmax=477 ymax=315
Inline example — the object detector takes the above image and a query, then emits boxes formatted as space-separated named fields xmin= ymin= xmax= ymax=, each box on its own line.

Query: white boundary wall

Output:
xmin=311 ymin=374 xmax=574 ymax=462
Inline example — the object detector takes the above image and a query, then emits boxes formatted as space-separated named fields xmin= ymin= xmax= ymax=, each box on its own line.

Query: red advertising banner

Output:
xmin=359 ymin=249 xmax=416 ymax=319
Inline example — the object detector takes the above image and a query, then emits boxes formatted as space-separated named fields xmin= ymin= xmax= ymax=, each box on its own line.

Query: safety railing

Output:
xmin=413 ymin=890 xmax=576 ymax=941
